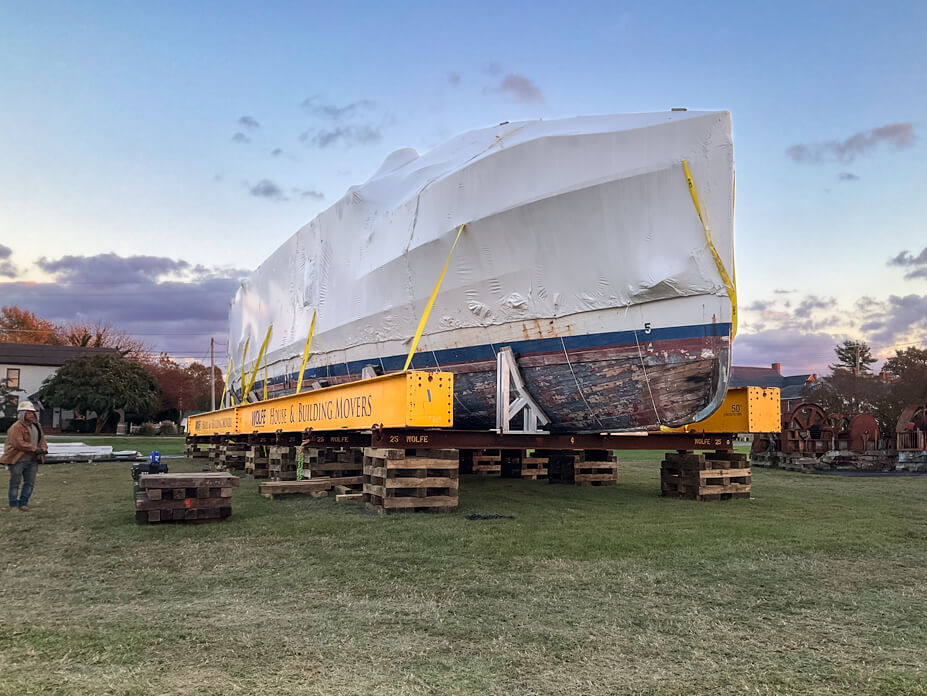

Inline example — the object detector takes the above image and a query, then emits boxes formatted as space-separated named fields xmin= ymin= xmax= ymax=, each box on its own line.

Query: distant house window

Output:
xmin=5 ymin=368 xmax=19 ymax=390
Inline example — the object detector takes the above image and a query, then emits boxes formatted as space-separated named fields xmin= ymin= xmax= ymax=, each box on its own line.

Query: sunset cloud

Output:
xmin=787 ymin=123 xmax=915 ymax=164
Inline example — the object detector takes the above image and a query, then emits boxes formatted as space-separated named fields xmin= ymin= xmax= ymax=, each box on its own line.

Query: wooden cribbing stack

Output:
xmin=245 ymin=446 xmax=269 ymax=478
xmin=538 ymin=450 xmax=618 ymax=486
xmin=269 ymin=446 xmax=299 ymax=480
xmin=218 ymin=442 xmax=248 ymax=471
xmin=660 ymin=451 xmax=751 ymax=501
xmin=135 ymin=472 xmax=239 ymax=524
xmin=499 ymin=450 xmax=548 ymax=480
xmin=304 ymin=447 xmax=363 ymax=479
xmin=471 ymin=449 xmax=502 ymax=476
xmin=363 ymin=448 xmax=459 ymax=514
xmin=183 ymin=442 xmax=209 ymax=459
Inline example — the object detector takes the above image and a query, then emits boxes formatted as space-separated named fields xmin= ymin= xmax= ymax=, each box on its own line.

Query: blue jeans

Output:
xmin=8 ymin=458 xmax=38 ymax=508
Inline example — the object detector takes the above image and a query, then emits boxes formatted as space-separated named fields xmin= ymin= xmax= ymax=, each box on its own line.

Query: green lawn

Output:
xmin=1 ymin=455 xmax=926 ymax=695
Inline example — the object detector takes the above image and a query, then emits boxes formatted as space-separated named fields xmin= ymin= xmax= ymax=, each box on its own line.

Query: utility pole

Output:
xmin=210 ymin=337 xmax=216 ymax=411
xmin=856 ymin=343 xmax=860 ymax=377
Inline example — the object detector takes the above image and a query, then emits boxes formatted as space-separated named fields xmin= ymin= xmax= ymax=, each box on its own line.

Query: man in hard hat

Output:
xmin=1 ymin=401 xmax=47 ymax=512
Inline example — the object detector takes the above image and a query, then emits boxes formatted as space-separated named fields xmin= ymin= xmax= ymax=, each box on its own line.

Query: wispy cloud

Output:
xmin=786 ymin=123 xmax=915 ymax=164
xmin=0 ymin=244 xmax=17 ymax=278
xmin=888 ymin=247 xmax=927 ymax=280
xmin=483 ymin=60 xmax=503 ymax=77
xmin=838 ymin=172 xmax=859 ymax=181
xmin=249 ymin=179 xmax=286 ymax=201
xmin=301 ymin=96 xmax=375 ymax=121
xmin=238 ymin=116 xmax=260 ymax=131
xmin=231 ymin=132 xmax=251 ymax=144
xmin=292 ymin=188 xmax=324 ymax=200
xmin=299 ymin=95 xmax=385 ymax=149
xmin=859 ymin=294 xmax=927 ymax=344
xmin=302 ymin=125 xmax=382 ymax=148
xmin=495 ymin=73 xmax=545 ymax=104
xmin=448 ymin=72 xmax=461 ymax=86
xmin=270 ymin=148 xmax=283 ymax=157
xmin=38 ymin=253 xmax=189 ymax=284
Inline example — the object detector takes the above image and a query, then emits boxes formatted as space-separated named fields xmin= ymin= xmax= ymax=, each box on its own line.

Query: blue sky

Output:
xmin=1 ymin=0 xmax=925 ymax=372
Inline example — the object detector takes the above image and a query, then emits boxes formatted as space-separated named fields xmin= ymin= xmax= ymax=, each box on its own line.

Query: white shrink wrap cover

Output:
xmin=228 ymin=111 xmax=735 ymax=432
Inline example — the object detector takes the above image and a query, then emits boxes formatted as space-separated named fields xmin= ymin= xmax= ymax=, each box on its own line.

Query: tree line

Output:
xmin=807 ymin=339 xmax=927 ymax=433
xmin=1 ymin=305 xmax=221 ymax=432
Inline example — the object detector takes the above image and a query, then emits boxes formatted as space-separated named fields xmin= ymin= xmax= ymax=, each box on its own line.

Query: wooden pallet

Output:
xmin=519 ymin=456 xmax=549 ymax=480
xmin=496 ymin=450 xmax=548 ymax=480
xmin=472 ymin=449 xmax=501 ymax=476
xmin=661 ymin=451 xmax=751 ymax=501
xmin=575 ymin=451 xmax=617 ymax=486
xmin=363 ymin=448 xmax=459 ymax=514
xmin=135 ymin=472 xmax=239 ymax=524
xmin=534 ymin=450 xmax=617 ymax=485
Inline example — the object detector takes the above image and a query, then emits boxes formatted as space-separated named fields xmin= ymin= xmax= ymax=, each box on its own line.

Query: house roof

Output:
xmin=0 ymin=342 xmax=119 ymax=367
xmin=729 ymin=365 xmax=816 ymax=392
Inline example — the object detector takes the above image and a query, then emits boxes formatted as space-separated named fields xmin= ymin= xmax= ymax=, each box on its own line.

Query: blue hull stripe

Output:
xmin=256 ymin=321 xmax=731 ymax=387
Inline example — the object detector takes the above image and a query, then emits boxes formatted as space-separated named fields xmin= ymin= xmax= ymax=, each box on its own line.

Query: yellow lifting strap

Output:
xmin=296 ymin=309 xmax=317 ymax=394
xmin=244 ymin=326 xmax=273 ymax=397
xmin=403 ymin=224 xmax=466 ymax=371
xmin=221 ymin=353 xmax=236 ymax=407
xmin=263 ymin=352 xmax=268 ymax=401
xmin=682 ymin=160 xmax=738 ymax=338
xmin=239 ymin=337 xmax=251 ymax=397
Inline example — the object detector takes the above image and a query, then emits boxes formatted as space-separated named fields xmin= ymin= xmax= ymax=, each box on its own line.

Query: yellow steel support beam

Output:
xmin=187 ymin=371 xmax=453 ymax=436
xmin=188 ymin=406 xmax=241 ymax=436
xmin=665 ymin=386 xmax=781 ymax=434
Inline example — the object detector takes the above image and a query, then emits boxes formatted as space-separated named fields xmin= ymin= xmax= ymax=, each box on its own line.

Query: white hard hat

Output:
xmin=17 ymin=401 xmax=38 ymax=413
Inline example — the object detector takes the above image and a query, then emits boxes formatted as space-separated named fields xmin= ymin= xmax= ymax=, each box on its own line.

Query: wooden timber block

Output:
xmin=363 ymin=450 xmax=459 ymax=514
xmin=363 ymin=447 xmax=405 ymax=460
xmin=140 ymin=472 xmax=239 ymax=488
xmin=574 ymin=458 xmax=618 ymax=486
xmin=519 ymin=456 xmax=548 ymax=480
xmin=472 ymin=455 xmax=501 ymax=476
xmin=259 ymin=479 xmax=332 ymax=499
xmin=336 ymin=493 xmax=364 ymax=503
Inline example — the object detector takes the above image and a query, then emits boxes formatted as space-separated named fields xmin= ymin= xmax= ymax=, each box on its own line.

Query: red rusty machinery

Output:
xmin=781 ymin=403 xmax=831 ymax=454
xmin=896 ymin=404 xmax=927 ymax=452
xmin=848 ymin=413 xmax=879 ymax=453
xmin=756 ymin=403 xmax=881 ymax=455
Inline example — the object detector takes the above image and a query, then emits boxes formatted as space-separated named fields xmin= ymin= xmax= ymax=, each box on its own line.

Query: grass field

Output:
xmin=1 ymin=435 xmax=188 ymax=456
xmin=2 ymin=454 xmax=926 ymax=695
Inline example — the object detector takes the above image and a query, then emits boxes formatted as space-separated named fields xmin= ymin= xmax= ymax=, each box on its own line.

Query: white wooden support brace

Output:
xmin=495 ymin=346 xmax=550 ymax=434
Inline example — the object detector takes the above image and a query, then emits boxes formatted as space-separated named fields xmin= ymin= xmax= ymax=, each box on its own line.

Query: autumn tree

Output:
xmin=144 ymin=354 xmax=222 ymax=421
xmin=880 ymin=346 xmax=927 ymax=425
xmin=39 ymin=354 xmax=159 ymax=433
xmin=808 ymin=344 xmax=927 ymax=433
xmin=0 ymin=306 xmax=62 ymax=344
xmin=0 ymin=306 xmax=150 ymax=358
xmin=58 ymin=319 xmax=149 ymax=358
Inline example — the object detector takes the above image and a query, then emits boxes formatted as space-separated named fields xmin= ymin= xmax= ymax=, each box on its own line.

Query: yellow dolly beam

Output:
xmin=188 ymin=371 xmax=453 ymax=436
xmin=664 ymin=386 xmax=781 ymax=434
